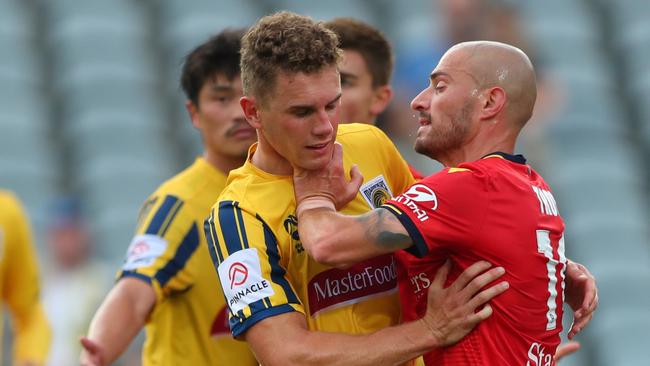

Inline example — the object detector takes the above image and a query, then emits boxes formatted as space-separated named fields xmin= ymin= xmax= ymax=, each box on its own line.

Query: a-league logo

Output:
xmin=228 ymin=262 xmax=248 ymax=289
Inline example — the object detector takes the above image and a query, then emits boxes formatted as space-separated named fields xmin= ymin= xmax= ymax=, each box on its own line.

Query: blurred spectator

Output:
xmin=0 ymin=189 xmax=52 ymax=366
xmin=41 ymin=197 xmax=111 ymax=366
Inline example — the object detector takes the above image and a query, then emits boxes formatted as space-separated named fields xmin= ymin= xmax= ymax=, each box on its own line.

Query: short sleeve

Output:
xmin=117 ymin=194 xmax=201 ymax=302
xmin=381 ymin=168 xmax=489 ymax=257
xmin=204 ymin=200 xmax=302 ymax=337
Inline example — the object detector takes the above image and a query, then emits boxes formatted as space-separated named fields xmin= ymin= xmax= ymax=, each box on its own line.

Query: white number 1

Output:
xmin=536 ymin=230 xmax=567 ymax=331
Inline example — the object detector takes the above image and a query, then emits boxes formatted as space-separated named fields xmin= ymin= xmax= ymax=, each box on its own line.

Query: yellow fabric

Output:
xmin=116 ymin=158 xmax=257 ymax=366
xmin=207 ymin=124 xmax=415 ymax=337
xmin=0 ymin=190 xmax=51 ymax=365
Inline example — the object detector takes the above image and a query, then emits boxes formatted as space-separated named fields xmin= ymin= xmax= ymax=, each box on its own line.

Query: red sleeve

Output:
xmin=381 ymin=168 xmax=490 ymax=257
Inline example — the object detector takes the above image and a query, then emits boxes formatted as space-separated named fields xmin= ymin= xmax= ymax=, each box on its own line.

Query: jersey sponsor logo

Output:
xmin=228 ymin=262 xmax=248 ymax=289
xmin=360 ymin=175 xmax=394 ymax=209
xmin=403 ymin=184 xmax=438 ymax=208
xmin=393 ymin=184 xmax=436 ymax=222
xmin=217 ymin=248 xmax=275 ymax=314
xmin=210 ymin=306 xmax=231 ymax=338
xmin=307 ymin=254 xmax=398 ymax=316
xmin=122 ymin=234 xmax=168 ymax=270
xmin=526 ymin=342 xmax=553 ymax=366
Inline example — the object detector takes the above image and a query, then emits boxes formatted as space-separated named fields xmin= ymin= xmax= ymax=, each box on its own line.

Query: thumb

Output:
xmin=80 ymin=336 xmax=100 ymax=354
xmin=348 ymin=164 xmax=364 ymax=192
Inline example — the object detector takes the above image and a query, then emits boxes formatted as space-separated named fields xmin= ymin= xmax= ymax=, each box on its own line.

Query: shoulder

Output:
xmin=337 ymin=123 xmax=391 ymax=147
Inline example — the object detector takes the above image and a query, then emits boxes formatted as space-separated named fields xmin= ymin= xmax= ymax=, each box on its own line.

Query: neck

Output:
xmin=251 ymin=138 xmax=293 ymax=176
xmin=203 ymin=149 xmax=246 ymax=175
xmin=438 ymin=130 xmax=517 ymax=167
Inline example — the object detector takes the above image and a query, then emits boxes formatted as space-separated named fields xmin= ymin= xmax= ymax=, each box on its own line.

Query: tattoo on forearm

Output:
xmin=356 ymin=209 xmax=412 ymax=249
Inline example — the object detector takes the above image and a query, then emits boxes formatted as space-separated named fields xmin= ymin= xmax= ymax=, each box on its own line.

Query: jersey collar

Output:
xmin=481 ymin=151 xmax=527 ymax=165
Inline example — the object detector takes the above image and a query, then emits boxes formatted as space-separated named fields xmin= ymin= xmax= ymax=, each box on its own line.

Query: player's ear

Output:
xmin=369 ymin=85 xmax=393 ymax=117
xmin=240 ymin=96 xmax=262 ymax=128
xmin=186 ymin=100 xmax=200 ymax=129
xmin=479 ymin=87 xmax=506 ymax=121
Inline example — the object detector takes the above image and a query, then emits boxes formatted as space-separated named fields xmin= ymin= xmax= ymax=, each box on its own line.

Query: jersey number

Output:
xmin=536 ymin=230 xmax=566 ymax=331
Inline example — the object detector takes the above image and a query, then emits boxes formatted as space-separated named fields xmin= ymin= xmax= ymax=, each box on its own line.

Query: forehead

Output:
xmin=431 ymin=49 xmax=477 ymax=82
xmin=205 ymin=73 xmax=242 ymax=88
xmin=269 ymin=66 xmax=341 ymax=105
xmin=340 ymin=50 xmax=370 ymax=74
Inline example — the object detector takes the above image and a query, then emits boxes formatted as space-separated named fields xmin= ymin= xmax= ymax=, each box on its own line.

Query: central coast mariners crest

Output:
xmin=360 ymin=175 xmax=393 ymax=209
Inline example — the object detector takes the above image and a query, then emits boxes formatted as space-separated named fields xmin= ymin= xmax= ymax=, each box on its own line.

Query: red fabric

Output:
xmin=386 ymin=157 xmax=566 ymax=366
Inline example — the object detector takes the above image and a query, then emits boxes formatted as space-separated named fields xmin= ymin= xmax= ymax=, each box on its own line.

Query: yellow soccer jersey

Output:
xmin=0 ymin=190 xmax=51 ymax=365
xmin=116 ymin=158 xmax=257 ymax=366
xmin=206 ymin=124 xmax=416 ymax=338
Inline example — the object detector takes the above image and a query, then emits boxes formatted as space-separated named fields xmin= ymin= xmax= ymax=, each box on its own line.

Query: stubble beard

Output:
xmin=414 ymin=101 xmax=474 ymax=162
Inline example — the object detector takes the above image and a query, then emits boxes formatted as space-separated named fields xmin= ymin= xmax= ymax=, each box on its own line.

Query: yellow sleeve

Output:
xmin=369 ymin=126 xmax=417 ymax=194
xmin=116 ymin=194 xmax=200 ymax=302
xmin=2 ymin=193 xmax=51 ymax=364
xmin=204 ymin=200 xmax=303 ymax=337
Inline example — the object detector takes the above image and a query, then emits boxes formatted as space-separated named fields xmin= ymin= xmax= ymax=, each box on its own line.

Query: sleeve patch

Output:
xmin=360 ymin=175 xmax=394 ymax=209
xmin=217 ymin=248 xmax=275 ymax=314
xmin=122 ymin=234 xmax=168 ymax=271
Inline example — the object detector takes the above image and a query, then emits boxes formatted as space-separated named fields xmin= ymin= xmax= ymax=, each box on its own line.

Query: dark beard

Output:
xmin=414 ymin=101 xmax=473 ymax=162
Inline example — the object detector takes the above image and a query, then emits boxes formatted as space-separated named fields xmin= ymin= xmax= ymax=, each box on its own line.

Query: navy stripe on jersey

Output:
xmin=380 ymin=204 xmax=429 ymax=258
xmin=234 ymin=202 xmax=250 ymax=249
xmin=159 ymin=200 xmax=184 ymax=237
xmin=219 ymin=201 xmax=246 ymax=254
xmin=231 ymin=304 xmax=296 ymax=337
xmin=145 ymin=195 xmax=180 ymax=235
xmin=154 ymin=223 xmax=200 ymax=287
xmin=257 ymin=214 xmax=300 ymax=305
xmin=119 ymin=271 xmax=153 ymax=285
xmin=205 ymin=209 xmax=224 ymax=264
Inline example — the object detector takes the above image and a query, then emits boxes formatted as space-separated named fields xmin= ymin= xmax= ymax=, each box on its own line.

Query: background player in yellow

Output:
xmin=80 ymin=29 xmax=258 ymax=366
xmin=205 ymin=12 xmax=509 ymax=365
xmin=0 ymin=189 xmax=52 ymax=366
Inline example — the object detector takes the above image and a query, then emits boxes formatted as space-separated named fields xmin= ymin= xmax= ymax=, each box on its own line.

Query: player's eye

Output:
xmin=434 ymin=81 xmax=446 ymax=92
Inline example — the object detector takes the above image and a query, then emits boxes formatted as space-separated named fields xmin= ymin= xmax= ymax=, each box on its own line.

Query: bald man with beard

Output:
xmin=292 ymin=41 xmax=597 ymax=366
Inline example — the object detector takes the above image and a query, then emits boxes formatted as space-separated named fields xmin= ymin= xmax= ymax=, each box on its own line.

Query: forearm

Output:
xmin=85 ymin=279 xmax=154 ymax=364
xmin=248 ymin=312 xmax=436 ymax=366
xmin=299 ymin=207 xmax=412 ymax=267
xmin=13 ymin=303 xmax=51 ymax=365
xmin=299 ymin=319 xmax=435 ymax=366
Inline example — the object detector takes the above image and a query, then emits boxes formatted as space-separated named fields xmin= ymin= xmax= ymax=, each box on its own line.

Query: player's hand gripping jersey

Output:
xmin=116 ymin=158 xmax=256 ymax=366
xmin=206 ymin=124 xmax=416 ymax=337
xmin=382 ymin=153 xmax=566 ymax=366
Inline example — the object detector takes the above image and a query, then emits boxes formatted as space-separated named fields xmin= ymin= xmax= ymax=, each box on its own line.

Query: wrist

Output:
xmin=416 ymin=318 xmax=441 ymax=350
xmin=296 ymin=196 xmax=336 ymax=218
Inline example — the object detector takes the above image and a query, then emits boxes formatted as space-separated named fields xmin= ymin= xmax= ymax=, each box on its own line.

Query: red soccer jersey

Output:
xmin=382 ymin=153 xmax=567 ymax=366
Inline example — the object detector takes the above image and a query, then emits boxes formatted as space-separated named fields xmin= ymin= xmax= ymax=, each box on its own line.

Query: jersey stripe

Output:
xmin=381 ymin=204 xmax=429 ymax=257
xmin=257 ymin=214 xmax=300 ymax=305
xmin=159 ymin=199 xmax=184 ymax=237
xmin=145 ymin=195 xmax=180 ymax=235
xmin=155 ymin=223 xmax=200 ymax=287
xmin=205 ymin=209 xmax=224 ymax=263
xmin=234 ymin=203 xmax=250 ymax=249
xmin=219 ymin=201 xmax=245 ymax=255
xmin=120 ymin=270 xmax=153 ymax=285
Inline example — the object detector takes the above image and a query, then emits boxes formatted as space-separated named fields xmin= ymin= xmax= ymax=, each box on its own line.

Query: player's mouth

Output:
xmin=227 ymin=125 xmax=256 ymax=139
xmin=306 ymin=142 xmax=330 ymax=153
